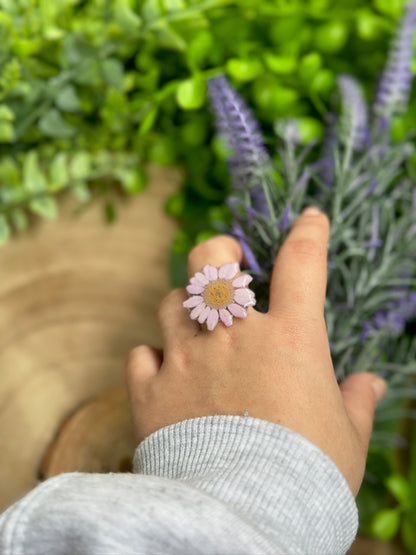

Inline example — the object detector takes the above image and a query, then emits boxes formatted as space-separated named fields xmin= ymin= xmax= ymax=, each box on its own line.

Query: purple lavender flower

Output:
xmin=317 ymin=113 xmax=337 ymax=188
xmin=278 ymin=203 xmax=291 ymax=231
xmin=207 ymin=75 xmax=272 ymax=216
xmin=337 ymin=74 xmax=369 ymax=151
xmin=373 ymin=1 xmax=416 ymax=118
xmin=232 ymin=225 xmax=263 ymax=276
xmin=361 ymin=291 xmax=416 ymax=342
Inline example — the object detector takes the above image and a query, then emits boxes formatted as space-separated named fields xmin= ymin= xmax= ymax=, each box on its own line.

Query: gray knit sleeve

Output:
xmin=134 ymin=415 xmax=358 ymax=554
xmin=0 ymin=415 xmax=358 ymax=555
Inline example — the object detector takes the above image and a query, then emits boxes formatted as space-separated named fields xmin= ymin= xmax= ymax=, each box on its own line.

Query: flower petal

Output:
xmin=183 ymin=296 xmax=204 ymax=309
xmin=227 ymin=303 xmax=247 ymax=319
xmin=203 ymin=264 xmax=218 ymax=281
xmin=198 ymin=305 xmax=211 ymax=324
xmin=190 ymin=303 xmax=206 ymax=320
xmin=194 ymin=272 xmax=209 ymax=286
xmin=219 ymin=262 xmax=240 ymax=280
xmin=206 ymin=309 xmax=219 ymax=331
xmin=186 ymin=284 xmax=204 ymax=295
xmin=190 ymin=276 xmax=207 ymax=287
xmin=234 ymin=288 xmax=256 ymax=307
xmin=232 ymin=274 xmax=253 ymax=288
xmin=219 ymin=308 xmax=233 ymax=327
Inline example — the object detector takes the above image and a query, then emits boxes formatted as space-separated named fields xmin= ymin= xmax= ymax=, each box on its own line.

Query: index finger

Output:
xmin=268 ymin=207 xmax=330 ymax=319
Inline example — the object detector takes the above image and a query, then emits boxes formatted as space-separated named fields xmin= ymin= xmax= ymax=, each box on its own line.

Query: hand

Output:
xmin=126 ymin=207 xmax=386 ymax=496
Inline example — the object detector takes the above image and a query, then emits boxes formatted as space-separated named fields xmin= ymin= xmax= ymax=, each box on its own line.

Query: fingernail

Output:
xmin=371 ymin=376 xmax=387 ymax=402
xmin=302 ymin=206 xmax=322 ymax=216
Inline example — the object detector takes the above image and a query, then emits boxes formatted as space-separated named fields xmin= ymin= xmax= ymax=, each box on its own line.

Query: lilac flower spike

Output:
xmin=374 ymin=1 xmax=416 ymax=118
xmin=337 ymin=74 xmax=369 ymax=151
xmin=183 ymin=263 xmax=256 ymax=331
xmin=361 ymin=291 xmax=416 ymax=341
xmin=207 ymin=75 xmax=272 ymax=216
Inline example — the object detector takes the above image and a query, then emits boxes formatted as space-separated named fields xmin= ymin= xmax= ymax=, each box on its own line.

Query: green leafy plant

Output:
xmin=361 ymin=422 xmax=416 ymax=553
xmin=0 ymin=0 xmax=409 ymax=248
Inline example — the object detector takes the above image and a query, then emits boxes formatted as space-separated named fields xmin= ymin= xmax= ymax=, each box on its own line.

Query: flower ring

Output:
xmin=183 ymin=263 xmax=256 ymax=331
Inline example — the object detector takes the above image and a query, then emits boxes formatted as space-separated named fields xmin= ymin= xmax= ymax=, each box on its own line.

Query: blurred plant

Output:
xmin=0 ymin=0 xmax=410 ymax=247
xmin=206 ymin=1 xmax=416 ymax=445
xmin=361 ymin=422 xmax=416 ymax=553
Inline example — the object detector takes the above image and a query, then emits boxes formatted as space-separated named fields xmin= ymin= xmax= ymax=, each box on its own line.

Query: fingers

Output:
xmin=339 ymin=372 xmax=386 ymax=448
xmin=269 ymin=207 xmax=330 ymax=319
xmin=125 ymin=345 xmax=162 ymax=396
xmin=187 ymin=235 xmax=243 ymax=277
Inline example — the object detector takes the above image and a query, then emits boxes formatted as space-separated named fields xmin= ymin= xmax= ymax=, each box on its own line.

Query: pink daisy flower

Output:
xmin=183 ymin=263 xmax=256 ymax=331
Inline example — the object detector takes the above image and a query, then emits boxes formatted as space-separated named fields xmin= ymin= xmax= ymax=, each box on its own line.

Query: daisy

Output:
xmin=183 ymin=262 xmax=256 ymax=331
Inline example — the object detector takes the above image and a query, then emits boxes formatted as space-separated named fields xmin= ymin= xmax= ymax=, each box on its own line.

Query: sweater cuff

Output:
xmin=134 ymin=415 xmax=358 ymax=555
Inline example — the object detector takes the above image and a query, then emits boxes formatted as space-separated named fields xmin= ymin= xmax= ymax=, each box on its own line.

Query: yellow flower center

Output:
xmin=203 ymin=279 xmax=234 ymax=310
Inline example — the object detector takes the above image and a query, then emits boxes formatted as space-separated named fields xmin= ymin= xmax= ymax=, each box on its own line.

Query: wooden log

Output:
xmin=40 ymin=386 xmax=136 ymax=477
xmin=0 ymin=164 xmax=180 ymax=511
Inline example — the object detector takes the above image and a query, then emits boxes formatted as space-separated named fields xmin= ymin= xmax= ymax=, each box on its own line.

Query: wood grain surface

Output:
xmin=0 ymin=164 xmax=180 ymax=511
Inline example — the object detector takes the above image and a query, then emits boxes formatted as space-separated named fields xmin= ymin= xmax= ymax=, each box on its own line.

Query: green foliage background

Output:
xmin=0 ymin=0 xmax=411 ymax=251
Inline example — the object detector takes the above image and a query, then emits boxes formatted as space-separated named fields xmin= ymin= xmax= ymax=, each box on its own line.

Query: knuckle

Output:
xmin=169 ymin=343 xmax=192 ymax=370
xmin=284 ymin=237 xmax=326 ymax=261
xmin=125 ymin=345 xmax=146 ymax=376
xmin=158 ymin=288 xmax=184 ymax=321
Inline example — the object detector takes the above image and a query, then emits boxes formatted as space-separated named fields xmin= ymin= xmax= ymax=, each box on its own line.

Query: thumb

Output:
xmin=339 ymin=372 xmax=387 ymax=446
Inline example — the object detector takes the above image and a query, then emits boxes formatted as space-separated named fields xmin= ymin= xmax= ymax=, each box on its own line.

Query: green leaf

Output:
xmin=186 ymin=30 xmax=213 ymax=69
xmin=401 ymin=515 xmax=416 ymax=554
xmin=311 ymin=69 xmax=335 ymax=96
xmin=71 ymin=181 xmax=91 ymax=202
xmin=63 ymin=34 xmax=97 ymax=66
xmin=0 ymin=215 xmax=10 ymax=246
xmin=165 ymin=191 xmax=185 ymax=217
xmin=170 ymin=248 xmax=189 ymax=288
xmin=154 ymin=22 xmax=187 ymax=51
xmin=314 ymin=21 xmax=349 ymax=54
xmin=101 ymin=58 xmax=124 ymax=90
xmin=385 ymin=474 xmax=410 ymax=506
xmin=176 ymin=76 xmax=206 ymax=110
xmin=226 ymin=58 xmax=263 ymax=82
xmin=141 ymin=0 xmax=163 ymax=23
xmin=56 ymin=85 xmax=81 ymax=113
xmin=116 ymin=167 xmax=147 ymax=194
xmin=297 ymin=117 xmax=324 ymax=144
xmin=253 ymin=80 xmax=299 ymax=114
xmin=371 ymin=508 xmax=401 ymax=541
xmin=138 ymin=105 xmax=159 ymax=135
xmin=298 ymin=52 xmax=322 ymax=82
xmin=0 ymin=121 xmax=15 ymax=142
xmin=0 ymin=104 xmax=14 ymax=121
xmin=70 ymin=151 xmax=92 ymax=180
xmin=104 ymin=201 xmax=116 ymax=223
xmin=113 ymin=0 xmax=142 ymax=33
xmin=23 ymin=151 xmax=48 ymax=193
xmin=74 ymin=61 xmax=102 ymax=87
xmin=29 ymin=196 xmax=58 ymax=219
xmin=50 ymin=152 xmax=69 ymax=190
xmin=10 ymin=209 xmax=28 ymax=232
xmin=263 ymin=53 xmax=297 ymax=75
xmin=38 ymin=109 xmax=77 ymax=139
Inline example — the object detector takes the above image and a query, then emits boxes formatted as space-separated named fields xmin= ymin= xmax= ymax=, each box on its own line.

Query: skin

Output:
xmin=126 ymin=206 xmax=386 ymax=497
